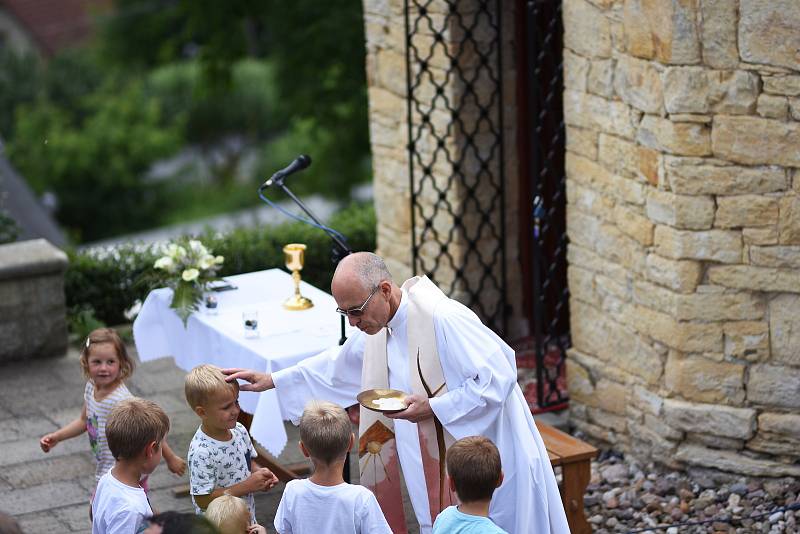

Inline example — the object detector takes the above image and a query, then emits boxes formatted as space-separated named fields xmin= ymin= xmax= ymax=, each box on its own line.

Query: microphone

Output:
xmin=263 ymin=155 xmax=312 ymax=187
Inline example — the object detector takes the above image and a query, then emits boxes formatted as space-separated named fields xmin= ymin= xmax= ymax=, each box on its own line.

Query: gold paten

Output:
xmin=357 ymin=388 xmax=409 ymax=414
xmin=282 ymin=243 xmax=313 ymax=310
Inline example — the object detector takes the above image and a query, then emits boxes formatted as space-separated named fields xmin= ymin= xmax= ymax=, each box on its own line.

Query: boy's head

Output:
xmin=446 ymin=436 xmax=503 ymax=503
xmin=143 ymin=511 xmax=219 ymax=534
xmin=205 ymin=495 xmax=249 ymax=534
xmin=299 ymin=400 xmax=353 ymax=465
xmin=185 ymin=365 xmax=240 ymax=430
xmin=106 ymin=398 xmax=170 ymax=474
xmin=80 ymin=327 xmax=134 ymax=382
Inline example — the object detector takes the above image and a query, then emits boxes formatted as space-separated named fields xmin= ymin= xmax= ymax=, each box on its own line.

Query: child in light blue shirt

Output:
xmin=433 ymin=436 xmax=509 ymax=534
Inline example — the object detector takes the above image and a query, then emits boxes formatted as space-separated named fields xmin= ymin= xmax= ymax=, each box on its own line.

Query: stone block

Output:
xmin=663 ymin=398 xmax=755 ymax=439
xmin=595 ymin=379 xmax=628 ymax=415
xmin=778 ymin=195 xmax=800 ymax=244
xmin=664 ymin=355 xmax=746 ymax=405
xmin=675 ymin=291 xmax=764 ymax=322
xmin=598 ymin=134 xmax=660 ymax=185
xmin=654 ymin=226 xmax=741 ymax=263
xmin=623 ymin=0 xmax=701 ymax=64
xmin=700 ymin=0 xmax=739 ymax=69
xmin=663 ymin=66 xmax=709 ymax=114
xmin=564 ymin=0 xmax=612 ymax=57
xmin=723 ymin=321 xmax=769 ymax=361
xmin=567 ymin=243 xmax=630 ymax=284
xmin=708 ymin=264 xmax=800 ymax=293
xmin=644 ymin=413 xmax=683 ymax=440
xmin=637 ymin=115 xmax=711 ymax=156
xmin=614 ymin=204 xmax=654 ymax=245
xmin=757 ymin=412 xmax=800 ymax=440
xmin=675 ymin=443 xmax=800 ymax=476
xmin=588 ymin=58 xmax=615 ymax=97
xmin=712 ymin=116 xmax=800 ymax=167
xmin=624 ymin=304 xmax=723 ymax=352
xmin=790 ymin=98 xmax=800 ymax=121
xmin=646 ymin=188 xmax=715 ymax=230
xmin=632 ymin=385 xmax=663 ymax=416
xmin=747 ymin=432 xmax=800 ymax=457
xmin=685 ymin=432 xmax=743 ymax=451
xmin=750 ymin=245 xmax=800 ymax=268
xmin=564 ymin=89 xmax=640 ymax=140
xmin=563 ymin=50 xmax=590 ymax=91
xmin=594 ymin=223 xmax=647 ymax=273
xmin=742 ymin=227 xmax=778 ymax=246
xmin=757 ymin=94 xmax=789 ymax=120
xmin=763 ymin=75 xmax=800 ymax=96
xmin=707 ymin=70 xmax=759 ymax=114
xmin=747 ymin=363 xmax=800 ymax=409
xmin=769 ymin=294 xmax=800 ymax=367
xmin=664 ymin=157 xmax=787 ymax=196
xmin=566 ymin=126 xmax=597 ymax=160
xmin=567 ymin=180 xmax=615 ymax=221
xmin=614 ymin=55 xmax=663 ymax=114
xmin=566 ymin=152 xmax=645 ymax=205
xmin=739 ymin=0 xmax=800 ymax=70
xmin=644 ymin=253 xmax=702 ymax=293
xmin=567 ymin=356 xmax=596 ymax=405
xmin=715 ymin=195 xmax=779 ymax=228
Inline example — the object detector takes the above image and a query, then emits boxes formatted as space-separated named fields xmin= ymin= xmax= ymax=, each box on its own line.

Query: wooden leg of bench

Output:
xmin=561 ymin=460 xmax=592 ymax=534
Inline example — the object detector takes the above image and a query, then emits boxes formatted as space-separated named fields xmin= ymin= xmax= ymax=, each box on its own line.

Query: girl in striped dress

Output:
xmin=39 ymin=328 xmax=186 ymax=498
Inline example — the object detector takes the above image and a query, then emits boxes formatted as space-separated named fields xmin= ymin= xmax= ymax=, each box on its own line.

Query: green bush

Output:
xmin=65 ymin=203 xmax=376 ymax=326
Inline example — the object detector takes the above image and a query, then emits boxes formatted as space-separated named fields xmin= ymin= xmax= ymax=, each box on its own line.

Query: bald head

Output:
xmin=332 ymin=252 xmax=393 ymax=291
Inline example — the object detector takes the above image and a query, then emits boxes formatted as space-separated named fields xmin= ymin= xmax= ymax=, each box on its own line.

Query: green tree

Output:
xmin=8 ymin=82 xmax=183 ymax=241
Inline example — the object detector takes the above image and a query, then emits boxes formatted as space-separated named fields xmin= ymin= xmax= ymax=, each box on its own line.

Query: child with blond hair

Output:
xmin=206 ymin=494 xmax=267 ymax=534
xmin=185 ymin=364 xmax=278 ymax=523
xmin=92 ymin=398 xmax=171 ymax=534
xmin=40 ymin=328 xmax=185 ymax=500
xmin=274 ymin=400 xmax=391 ymax=534
xmin=433 ymin=435 xmax=508 ymax=534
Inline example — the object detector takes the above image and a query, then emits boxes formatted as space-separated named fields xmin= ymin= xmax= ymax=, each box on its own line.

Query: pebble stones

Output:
xmin=580 ymin=450 xmax=799 ymax=533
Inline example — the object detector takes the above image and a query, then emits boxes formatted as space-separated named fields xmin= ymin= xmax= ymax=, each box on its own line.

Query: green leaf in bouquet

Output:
xmin=170 ymin=280 xmax=201 ymax=326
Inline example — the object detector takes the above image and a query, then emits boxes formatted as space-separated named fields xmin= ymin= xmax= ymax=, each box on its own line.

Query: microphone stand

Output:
xmin=258 ymin=177 xmax=354 ymax=482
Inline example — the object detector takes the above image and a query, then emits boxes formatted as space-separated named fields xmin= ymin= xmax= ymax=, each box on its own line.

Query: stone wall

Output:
xmin=0 ymin=239 xmax=68 ymax=362
xmin=363 ymin=1 xmax=528 ymax=339
xmin=564 ymin=0 xmax=800 ymax=476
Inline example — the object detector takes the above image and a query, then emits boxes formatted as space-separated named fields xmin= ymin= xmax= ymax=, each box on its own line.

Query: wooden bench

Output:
xmin=538 ymin=421 xmax=598 ymax=534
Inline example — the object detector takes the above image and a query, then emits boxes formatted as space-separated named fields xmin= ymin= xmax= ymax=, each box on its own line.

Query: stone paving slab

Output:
xmin=0 ymin=415 xmax=59 ymax=443
xmin=2 ymin=452 xmax=95 ymax=489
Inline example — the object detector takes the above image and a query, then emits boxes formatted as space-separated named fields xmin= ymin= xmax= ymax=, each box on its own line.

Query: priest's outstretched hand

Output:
xmin=385 ymin=394 xmax=434 ymax=423
xmin=223 ymin=368 xmax=274 ymax=392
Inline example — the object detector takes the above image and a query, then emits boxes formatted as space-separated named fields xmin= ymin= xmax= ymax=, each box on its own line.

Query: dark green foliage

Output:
xmin=65 ymin=203 xmax=375 ymax=326
xmin=7 ymin=82 xmax=183 ymax=242
xmin=0 ymin=49 xmax=41 ymax=139
xmin=0 ymin=211 xmax=20 ymax=244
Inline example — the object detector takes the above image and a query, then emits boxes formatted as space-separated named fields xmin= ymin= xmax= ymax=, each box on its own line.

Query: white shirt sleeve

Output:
xmin=358 ymin=491 xmax=393 ymax=534
xmin=428 ymin=299 xmax=518 ymax=437
xmin=273 ymin=484 xmax=294 ymax=534
xmin=272 ymin=332 xmax=366 ymax=423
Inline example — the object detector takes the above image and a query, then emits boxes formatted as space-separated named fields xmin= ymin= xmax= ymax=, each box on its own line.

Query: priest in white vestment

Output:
xmin=225 ymin=252 xmax=570 ymax=534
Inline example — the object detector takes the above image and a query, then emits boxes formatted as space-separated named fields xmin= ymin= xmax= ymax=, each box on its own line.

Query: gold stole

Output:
xmin=358 ymin=276 xmax=457 ymax=533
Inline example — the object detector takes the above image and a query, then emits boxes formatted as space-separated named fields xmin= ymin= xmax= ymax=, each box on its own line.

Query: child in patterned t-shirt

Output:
xmin=185 ymin=364 xmax=279 ymax=523
xmin=39 ymin=328 xmax=186 ymax=507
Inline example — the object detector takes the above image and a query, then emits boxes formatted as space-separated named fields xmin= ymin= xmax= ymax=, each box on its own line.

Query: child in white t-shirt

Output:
xmin=92 ymin=398 xmax=170 ymax=534
xmin=274 ymin=400 xmax=391 ymax=534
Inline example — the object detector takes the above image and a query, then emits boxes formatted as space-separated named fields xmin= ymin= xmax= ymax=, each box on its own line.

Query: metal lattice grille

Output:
xmin=404 ymin=0 xmax=507 ymax=334
xmin=526 ymin=0 xmax=570 ymax=409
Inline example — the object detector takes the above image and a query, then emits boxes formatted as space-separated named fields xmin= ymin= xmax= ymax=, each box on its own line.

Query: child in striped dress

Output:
xmin=39 ymin=328 xmax=186 ymax=500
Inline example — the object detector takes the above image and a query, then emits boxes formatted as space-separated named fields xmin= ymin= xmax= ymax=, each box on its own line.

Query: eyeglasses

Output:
xmin=336 ymin=286 xmax=380 ymax=317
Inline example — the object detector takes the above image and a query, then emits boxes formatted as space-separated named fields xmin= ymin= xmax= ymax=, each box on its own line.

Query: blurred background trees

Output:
xmin=1 ymin=0 xmax=370 ymax=243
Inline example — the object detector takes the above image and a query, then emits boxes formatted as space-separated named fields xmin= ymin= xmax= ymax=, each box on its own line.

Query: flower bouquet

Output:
xmin=152 ymin=239 xmax=224 ymax=326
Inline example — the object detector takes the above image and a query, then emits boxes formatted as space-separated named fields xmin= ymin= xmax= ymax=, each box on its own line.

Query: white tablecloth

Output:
xmin=132 ymin=269 xmax=354 ymax=456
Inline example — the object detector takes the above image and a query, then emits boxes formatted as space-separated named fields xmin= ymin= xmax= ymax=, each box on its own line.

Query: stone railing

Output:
xmin=0 ymin=239 xmax=68 ymax=362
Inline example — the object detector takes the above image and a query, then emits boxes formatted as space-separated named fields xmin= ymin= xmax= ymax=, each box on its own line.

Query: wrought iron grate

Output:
xmin=404 ymin=0 xmax=507 ymax=335
xmin=525 ymin=0 xmax=570 ymax=409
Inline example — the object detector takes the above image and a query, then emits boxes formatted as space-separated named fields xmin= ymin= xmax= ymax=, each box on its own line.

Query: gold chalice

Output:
xmin=283 ymin=243 xmax=313 ymax=310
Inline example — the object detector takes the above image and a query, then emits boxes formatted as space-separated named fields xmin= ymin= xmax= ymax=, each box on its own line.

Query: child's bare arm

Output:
xmin=193 ymin=467 xmax=279 ymax=510
xmin=161 ymin=440 xmax=187 ymax=476
xmin=40 ymin=403 xmax=87 ymax=452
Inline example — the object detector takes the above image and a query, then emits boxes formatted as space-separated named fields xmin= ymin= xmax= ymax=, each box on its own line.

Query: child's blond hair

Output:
xmin=106 ymin=398 xmax=170 ymax=460
xmin=79 ymin=327 xmax=134 ymax=381
xmin=299 ymin=400 xmax=352 ymax=465
xmin=205 ymin=495 xmax=250 ymax=534
xmin=446 ymin=435 xmax=502 ymax=503
xmin=185 ymin=364 xmax=239 ymax=409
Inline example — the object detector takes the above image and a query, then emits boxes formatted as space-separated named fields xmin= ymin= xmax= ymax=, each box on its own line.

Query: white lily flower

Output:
xmin=154 ymin=256 xmax=174 ymax=271
xmin=189 ymin=240 xmax=208 ymax=257
xmin=214 ymin=255 xmax=224 ymax=264
xmin=182 ymin=268 xmax=200 ymax=282
xmin=199 ymin=255 xmax=216 ymax=270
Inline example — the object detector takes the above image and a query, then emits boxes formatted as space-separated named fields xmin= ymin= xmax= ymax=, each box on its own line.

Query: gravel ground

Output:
xmin=582 ymin=450 xmax=799 ymax=533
